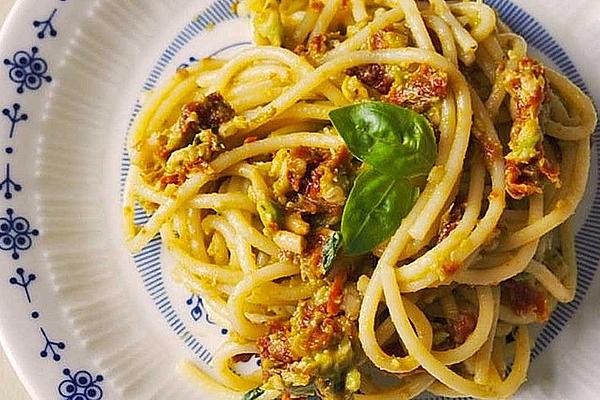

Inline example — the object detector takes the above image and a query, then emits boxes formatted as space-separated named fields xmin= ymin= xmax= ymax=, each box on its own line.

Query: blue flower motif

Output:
xmin=33 ymin=9 xmax=58 ymax=39
xmin=0 ymin=164 xmax=22 ymax=199
xmin=58 ymin=369 xmax=103 ymax=400
xmin=2 ymin=103 xmax=28 ymax=139
xmin=0 ymin=208 xmax=39 ymax=259
xmin=4 ymin=47 xmax=52 ymax=94
xmin=9 ymin=267 xmax=36 ymax=303
xmin=186 ymin=295 xmax=215 ymax=324
xmin=40 ymin=327 xmax=66 ymax=362
xmin=186 ymin=294 xmax=230 ymax=335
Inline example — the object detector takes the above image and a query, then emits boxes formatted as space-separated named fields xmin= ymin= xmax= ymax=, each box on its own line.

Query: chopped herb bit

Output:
xmin=242 ymin=387 xmax=265 ymax=400
xmin=322 ymin=231 xmax=342 ymax=273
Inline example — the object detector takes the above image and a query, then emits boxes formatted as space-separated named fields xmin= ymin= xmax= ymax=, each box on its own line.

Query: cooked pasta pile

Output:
xmin=123 ymin=0 xmax=596 ymax=398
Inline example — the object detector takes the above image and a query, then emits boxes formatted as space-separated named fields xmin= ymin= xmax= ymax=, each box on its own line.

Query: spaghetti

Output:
xmin=123 ymin=0 xmax=596 ymax=398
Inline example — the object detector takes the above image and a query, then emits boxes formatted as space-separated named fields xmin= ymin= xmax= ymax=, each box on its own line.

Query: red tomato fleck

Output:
xmin=449 ymin=313 xmax=477 ymax=345
xmin=327 ymin=271 xmax=347 ymax=315
xmin=502 ymin=279 xmax=549 ymax=321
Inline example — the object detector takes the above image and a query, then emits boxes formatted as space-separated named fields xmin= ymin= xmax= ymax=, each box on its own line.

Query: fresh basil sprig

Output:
xmin=341 ymin=167 xmax=419 ymax=255
xmin=330 ymin=102 xmax=436 ymax=178
xmin=329 ymin=102 xmax=437 ymax=255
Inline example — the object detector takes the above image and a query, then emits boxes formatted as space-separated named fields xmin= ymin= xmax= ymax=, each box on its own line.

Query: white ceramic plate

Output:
xmin=0 ymin=1 xmax=598 ymax=399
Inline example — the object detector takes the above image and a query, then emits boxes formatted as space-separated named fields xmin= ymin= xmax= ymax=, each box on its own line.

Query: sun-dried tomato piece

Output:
xmin=448 ymin=313 xmax=477 ymax=345
xmin=384 ymin=64 xmax=448 ymax=112
xmin=501 ymin=277 xmax=549 ymax=321
xmin=500 ymin=56 xmax=560 ymax=199
xmin=182 ymin=92 xmax=235 ymax=132
xmin=347 ymin=64 xmax=394 ymax=95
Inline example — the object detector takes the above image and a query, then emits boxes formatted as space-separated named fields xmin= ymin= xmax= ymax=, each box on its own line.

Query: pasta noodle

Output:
xmin=123 ymin=0 xmax=596 ymax=398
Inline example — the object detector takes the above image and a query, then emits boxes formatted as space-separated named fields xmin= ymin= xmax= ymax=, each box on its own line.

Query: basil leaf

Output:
xmin=329 ymin=102 xmax=436 ymax=178
xmin=322 ymin=231 xmax=343 ymax=273
xmin=341 ymin=167 xmax=419 ymax=255
xmin=242 ymin=387 xmax=264 ymax=400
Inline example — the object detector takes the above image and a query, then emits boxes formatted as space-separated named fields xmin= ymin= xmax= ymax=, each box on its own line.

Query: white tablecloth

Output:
xmin=0 ymin=2 xmax=31 ymax=398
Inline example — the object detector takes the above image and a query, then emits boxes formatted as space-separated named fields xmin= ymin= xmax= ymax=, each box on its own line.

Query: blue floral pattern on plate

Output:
xmin=58 ymin=369 xmax=104 ymax=400
xmin=39 ymin=327 xmax=66 ymax=362
xmin=9 ymin=267 xmax=36 ymax=303
xmin=0 ymin=164 xmax=22 ymax=199
xmin=3 ymin=47 xmax=52 ymax=94
xmin=33 ymin=8 xmax=58 ymax=39
xmin=1 ymin=3 xmax=105 ymax=397
xmin=0 ymin=208 xmax=39 ymax=260
xmin=2 ymin=103 xmax=28 ymax=139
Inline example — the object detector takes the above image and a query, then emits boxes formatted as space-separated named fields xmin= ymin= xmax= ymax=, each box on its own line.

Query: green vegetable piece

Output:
xmin=322 ymin=231 xmax=343 ymax=273
xmin=508 ymin=119 xmax=541 ymax=162
xmin=329 ymin=102 xmax=437 ymax=178
xmin=257 ymin=200 xmax=283 ymax=231
xmin=433 ymin=329 xmax=451 ymax=346
xmin=341 ymin=167 xmax=419 ymax=255
xmin=253 ymin=0 xmax=283 ymax=47
xmin=289 ymin=383 xmax=319 ymax=397
xmin=242 ymin=387 xmax=265 ymax=400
